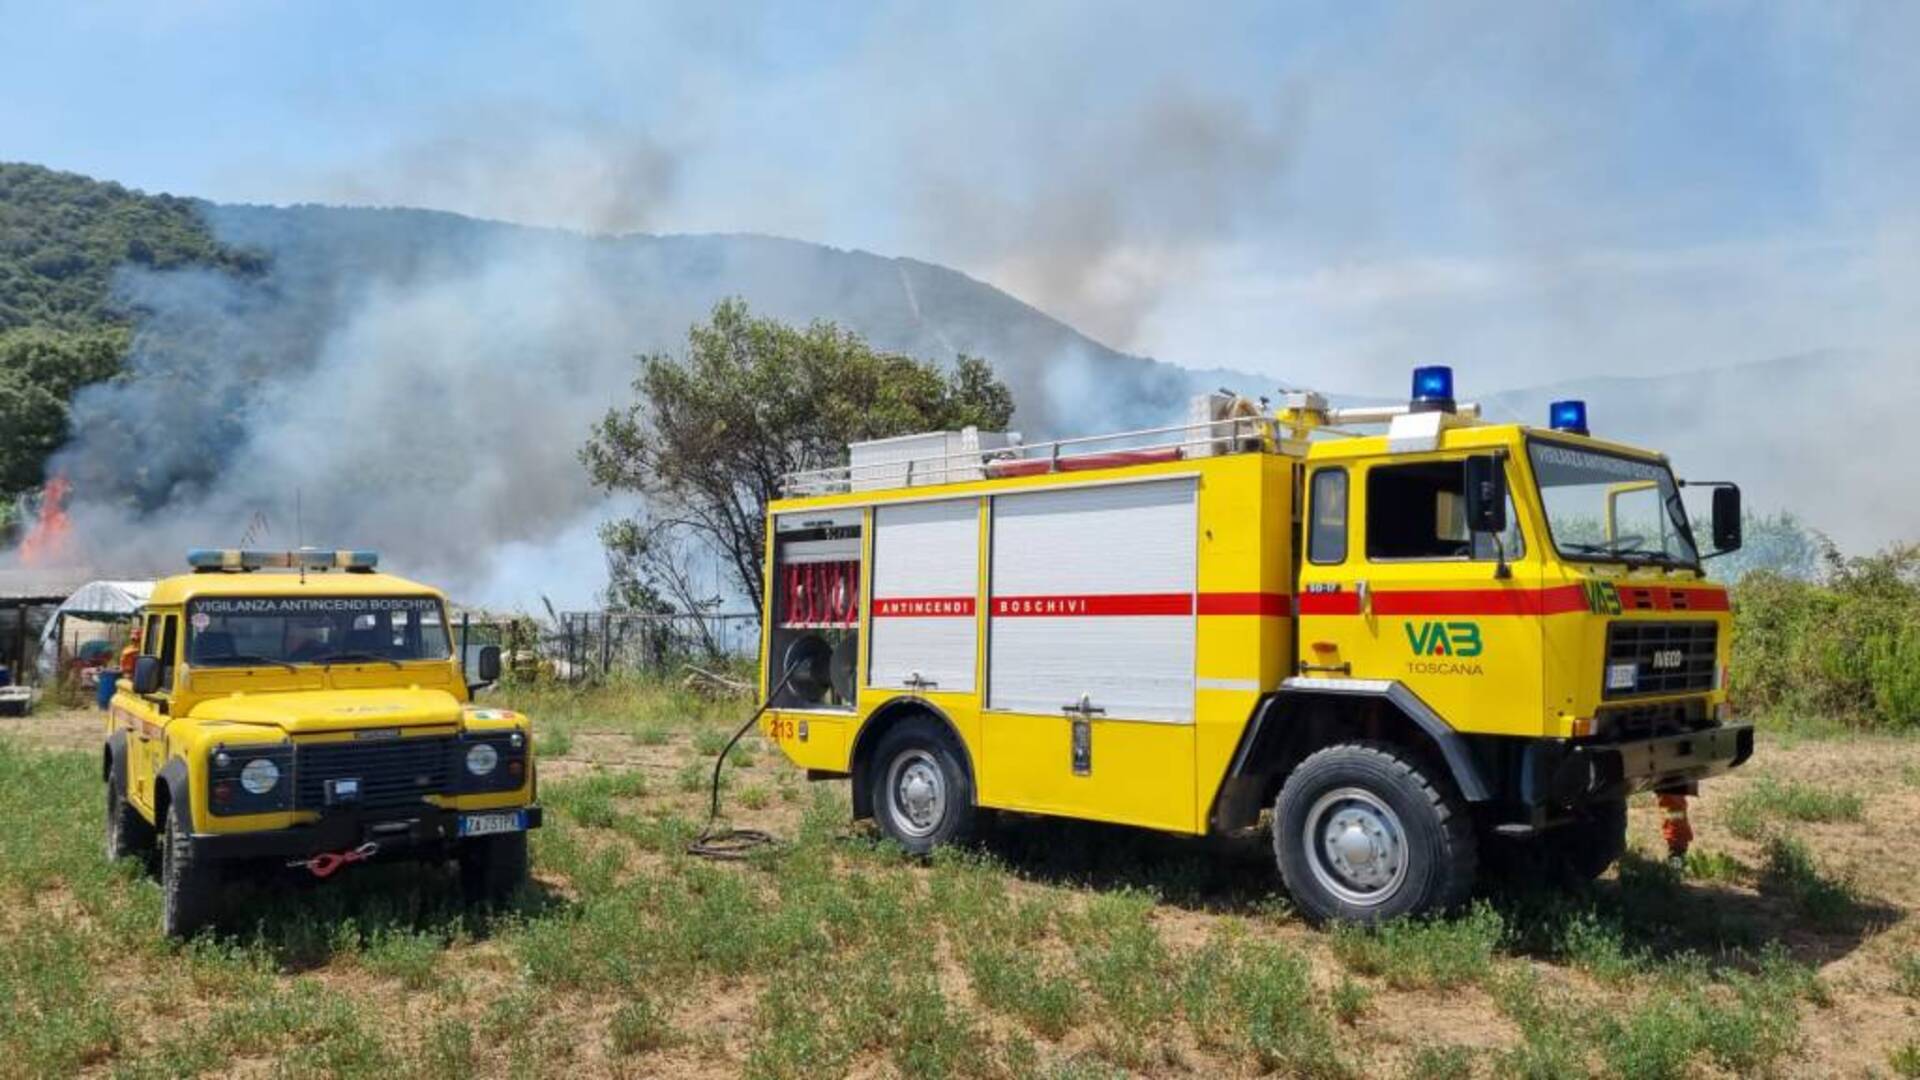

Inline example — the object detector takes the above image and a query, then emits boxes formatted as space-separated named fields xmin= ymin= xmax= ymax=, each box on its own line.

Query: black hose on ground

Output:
xmin=686 ymin=663 xmax=800 ymax=861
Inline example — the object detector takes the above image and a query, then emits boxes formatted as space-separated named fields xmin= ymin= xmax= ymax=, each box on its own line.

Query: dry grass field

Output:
xmin=1 ymin=682 xmax=1916 ymax=1078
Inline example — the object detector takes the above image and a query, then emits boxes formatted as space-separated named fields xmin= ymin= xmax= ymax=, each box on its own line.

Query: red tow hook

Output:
xmin=290 ymin=841 xmax=380 ymax=879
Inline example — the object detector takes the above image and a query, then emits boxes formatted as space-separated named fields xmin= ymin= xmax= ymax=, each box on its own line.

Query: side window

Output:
xmin=1366 ymin=462 xmax=1524 ymax=561
xmin=1308 ymin=468 xmax=1349 ymax=564
xmin=143 ymin=614 xmax=163 ymax=657
xmin=157 ymin=616 xmax=178 ymax=691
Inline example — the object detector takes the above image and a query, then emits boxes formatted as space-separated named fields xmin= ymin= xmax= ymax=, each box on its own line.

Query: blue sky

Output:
xmin=3 ymin=1 xmax=1915 ymax=396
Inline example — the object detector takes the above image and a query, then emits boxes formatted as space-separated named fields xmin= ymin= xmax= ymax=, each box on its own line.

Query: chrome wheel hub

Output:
xmin=1303 ymin=787 xmax=1409 ymax=906
xmin=887 ymin=750 xmax=946 ymax=837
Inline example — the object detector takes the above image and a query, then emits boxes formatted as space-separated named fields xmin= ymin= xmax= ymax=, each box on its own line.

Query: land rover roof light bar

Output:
xmin=187 ymin=548 xmax=380 ymax=573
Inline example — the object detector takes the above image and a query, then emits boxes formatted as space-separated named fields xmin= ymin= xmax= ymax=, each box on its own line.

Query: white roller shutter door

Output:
xmin=869 ymin=499 xmax=979 ymax=692
xmin=989 ymin=478 xmax=1197 ymax=722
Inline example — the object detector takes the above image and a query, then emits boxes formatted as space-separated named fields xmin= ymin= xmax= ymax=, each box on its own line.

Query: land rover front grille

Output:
xmin=294 ymin=736 xmax=453 ymax=813
xmin=1603 ymin=621 xmax=1717 ymax=699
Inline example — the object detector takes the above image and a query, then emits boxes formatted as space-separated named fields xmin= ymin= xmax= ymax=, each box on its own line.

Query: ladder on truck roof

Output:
xmin=779 ymin=387 xmax=1488 ymax=499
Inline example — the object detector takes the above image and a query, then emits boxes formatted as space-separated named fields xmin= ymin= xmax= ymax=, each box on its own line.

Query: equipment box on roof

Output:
xmin=846 ymin=427 xmax=1016 ymax=491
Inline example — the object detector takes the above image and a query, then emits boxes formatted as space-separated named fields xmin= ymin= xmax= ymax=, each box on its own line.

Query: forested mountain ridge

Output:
xmin=0 ymin=163 xmax=262 ymax=504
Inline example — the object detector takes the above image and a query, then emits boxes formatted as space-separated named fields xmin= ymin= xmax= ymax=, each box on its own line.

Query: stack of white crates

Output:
xmin=848 ymin=427 xmax=1018 ymax=492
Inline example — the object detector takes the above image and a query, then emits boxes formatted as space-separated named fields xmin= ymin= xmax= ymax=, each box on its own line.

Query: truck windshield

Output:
xmin=1527 ymin=439 xmax=1700 ymax=569
xmin=186 ymin=596 xmax=452 ymax=667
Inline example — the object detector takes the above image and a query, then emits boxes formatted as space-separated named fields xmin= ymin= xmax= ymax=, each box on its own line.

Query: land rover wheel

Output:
xmin=868 ymin=719 xmax=976 ymax=855
xmin=160 ymin=800 xmax=218 ymax=938
xmin=104 ymin=760 xmax=153 ymax=863
xmin=1273 ymin=742 xmax=1476 ymax=924
xmin=459 ymin=831 xmax=529 ymax=906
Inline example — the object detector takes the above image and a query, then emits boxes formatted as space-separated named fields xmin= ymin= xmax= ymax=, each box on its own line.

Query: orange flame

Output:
xmin=19 ymin=474 xmax=73 ymax=567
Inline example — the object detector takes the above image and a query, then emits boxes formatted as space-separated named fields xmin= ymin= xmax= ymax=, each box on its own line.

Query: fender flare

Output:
xmin=104 ymin=730 xmax=128 ymax=784
xmin=848 ymin=697 xmax=975 ymax=820
xmin=1211 ymin=678 xmax=1492 ymax=831
xmin=157 ymin=757 xmax=191 ymax=829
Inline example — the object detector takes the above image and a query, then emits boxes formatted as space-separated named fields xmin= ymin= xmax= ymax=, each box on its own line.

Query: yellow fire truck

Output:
xmin=103 ymin=549 xmax=539 ymax=936
xmin=760 ymin=367 xmax=1752 ymax=922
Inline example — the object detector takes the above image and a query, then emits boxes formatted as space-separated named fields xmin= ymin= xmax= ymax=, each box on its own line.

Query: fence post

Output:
xmin=601 ymin=612 xmax=612 ymax=676
xmin=459 ymin=612 xmax=470 ymax=675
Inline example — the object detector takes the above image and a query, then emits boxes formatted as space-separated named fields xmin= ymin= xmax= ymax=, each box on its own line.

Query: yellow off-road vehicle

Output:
xmin=103 ymin=549 xmax=540 ymax=937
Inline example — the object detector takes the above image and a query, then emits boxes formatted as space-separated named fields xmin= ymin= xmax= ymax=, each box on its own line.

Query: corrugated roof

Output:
xmin=0 ymin=567 xmax=101 ymax=603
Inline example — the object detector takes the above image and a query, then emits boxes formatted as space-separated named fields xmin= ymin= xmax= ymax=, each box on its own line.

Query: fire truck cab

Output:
xmin=103 ymin=549 xmax=540 ymax=937
xmin=761 ymin=368 xmax=1752 ymax=922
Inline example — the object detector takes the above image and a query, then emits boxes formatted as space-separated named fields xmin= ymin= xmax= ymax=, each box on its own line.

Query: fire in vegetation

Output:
xmin=18 ymin=474 xmax=73 ymax=567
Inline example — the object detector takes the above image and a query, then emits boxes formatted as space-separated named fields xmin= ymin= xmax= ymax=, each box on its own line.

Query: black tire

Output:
xmin=459 ymin=831 xmax=529 ymax=906
xmin=1273 ymin=742 xmax=1477 ymax=924
xmin=1551 ymin=798 xmax=1628 ymax=882
xmin=866 ymin=718 xmax=976 ymax=855
xmin=160 ymin=798 xmax=218 ymax=938
xmin=104 ymin=757 xmax=154 ymax=863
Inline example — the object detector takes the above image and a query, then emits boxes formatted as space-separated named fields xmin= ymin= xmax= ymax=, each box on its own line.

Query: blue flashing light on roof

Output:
xmin=1409 ymin=365 xmax=1456 ymax=413
xmin=1548 ymin=399 xmax=1590 ymax=436
xmin=187 ymin=548 xmax=379 ymax=573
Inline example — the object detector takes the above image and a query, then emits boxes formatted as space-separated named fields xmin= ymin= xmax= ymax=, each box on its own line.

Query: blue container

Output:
xmin=96 ymin=671 xmax=118 ymax=710
xmin=0 ymin=663 xmax=11 ymax=687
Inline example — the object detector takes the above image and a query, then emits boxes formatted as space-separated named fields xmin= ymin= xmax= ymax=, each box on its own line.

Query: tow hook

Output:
xmin=289 ymin=841 xmax=380 ymax=879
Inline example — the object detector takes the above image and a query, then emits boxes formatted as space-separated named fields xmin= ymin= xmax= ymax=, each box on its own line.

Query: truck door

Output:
xmin=1295 ymin=456 xmax=1548 ymax=738
xmin=981 ymin=477 xmax=1198 ymax=831
xmin=118 ymin=611 xmax=178 ymax=815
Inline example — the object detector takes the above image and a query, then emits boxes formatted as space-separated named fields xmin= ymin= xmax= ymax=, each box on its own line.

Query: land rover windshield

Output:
xmin=186 ymin=596 xmax=452 ymax=667
xmin=1527 ymin=438 xmax=1701 ymax=569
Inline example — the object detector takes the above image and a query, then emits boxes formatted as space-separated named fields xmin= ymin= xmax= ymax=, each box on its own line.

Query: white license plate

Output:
xmin=459 ymin=811 xmax=526 ymax=837
xmin=1607 ymin=663 xmax=1639 ymax=691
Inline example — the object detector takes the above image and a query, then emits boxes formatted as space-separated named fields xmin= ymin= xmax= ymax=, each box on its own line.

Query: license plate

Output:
xmin=1607 ymin=663 xmax=1638 ymax=691
xmin=459 ymin=811 xmax=526 ymax=837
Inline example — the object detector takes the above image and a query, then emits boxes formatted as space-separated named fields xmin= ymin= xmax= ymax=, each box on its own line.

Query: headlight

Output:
xmin=239 ymin=758 xmax=280 ymax=795
xmin=465 ymin=743 xmax=500 ymax=776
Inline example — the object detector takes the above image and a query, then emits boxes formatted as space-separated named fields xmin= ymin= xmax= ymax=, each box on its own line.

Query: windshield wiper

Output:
xmin=197 ymin=653 xmax=298 ymax=672
xmin=312 ymin=650 xmax=404 ymax=670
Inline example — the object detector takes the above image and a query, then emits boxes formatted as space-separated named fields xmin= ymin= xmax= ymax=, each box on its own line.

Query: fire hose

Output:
xmin=686 ymin=662 xmax=802 ymax=861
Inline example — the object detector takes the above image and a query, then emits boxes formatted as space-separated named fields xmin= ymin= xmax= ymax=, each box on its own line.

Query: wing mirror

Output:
xmin=475 ymin=645 xmax=502 ymax=685
xmin=131 ymin=655 xmax=162 ymax=696
xmin=1710 ymin=484 xmax=1743 ymax=555
xmin=1463 ymin=455 xmax=1509 ymax=535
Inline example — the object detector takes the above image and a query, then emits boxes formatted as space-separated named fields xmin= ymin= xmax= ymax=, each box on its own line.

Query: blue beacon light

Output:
xmin=1548 ymin=400 xmax=1590 ymax=436
xmin=1409 ymin=365 xmax=1456 ymax=412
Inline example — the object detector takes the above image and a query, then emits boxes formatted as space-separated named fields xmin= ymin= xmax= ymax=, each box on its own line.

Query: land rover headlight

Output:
xmin=239 ymin=758 xmax=281 ymax=795
xmin=465 ymin=743 xmax=500 ymax=777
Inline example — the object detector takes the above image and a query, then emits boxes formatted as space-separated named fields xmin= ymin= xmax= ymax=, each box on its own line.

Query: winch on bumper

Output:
xmin=189 ymin=806 xmax=543 ymax=862
xmin=1525 ymin=724 xmax=1754 ymax=806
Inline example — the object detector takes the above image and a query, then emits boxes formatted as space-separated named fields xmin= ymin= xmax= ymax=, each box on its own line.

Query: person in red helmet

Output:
xmin=119 ymin=625 xmax=143 ymax=679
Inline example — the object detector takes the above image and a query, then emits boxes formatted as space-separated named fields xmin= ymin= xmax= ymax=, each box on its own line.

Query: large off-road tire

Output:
xmin=867 ymin=719 xmax=977 ymax=855
xmin=105 ymin=758 xmax=154 ymax=863
xmin=1273 ymin=742 xmax=1477 ymax=924
xmin=459 ymin=831 xmax=529 ymax=906
xmin=160 ymin=799 xmax=218 ymax=938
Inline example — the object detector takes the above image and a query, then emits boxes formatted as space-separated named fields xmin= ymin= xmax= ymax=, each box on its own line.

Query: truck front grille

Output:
xmin=1604 ymin=621 xmax=1717 ymax=699
xmin=294 ymin=736 xmax=453 ymax=813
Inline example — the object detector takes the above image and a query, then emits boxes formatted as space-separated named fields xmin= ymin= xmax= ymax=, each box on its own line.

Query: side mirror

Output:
xmin=475 ymin=645 xmax=502 ymax=685
xmin=1463 ymin=455 xmax=1509 ymax=535
xmin=1711 ymin=485 xmax=1743 ymax=553
xmin=131 ymin=655 xmax=162 ymax=696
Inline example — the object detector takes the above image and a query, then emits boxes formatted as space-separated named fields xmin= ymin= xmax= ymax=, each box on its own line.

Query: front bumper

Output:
xmin=1531 ymin=724 xmax=1754 ymax=805
xmin=190 ymin=805 xmax=542 ymax=862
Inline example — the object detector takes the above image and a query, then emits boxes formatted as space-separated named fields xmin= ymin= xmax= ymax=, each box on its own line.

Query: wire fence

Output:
xmin=456 ymin=611 xmax=759 ymax=683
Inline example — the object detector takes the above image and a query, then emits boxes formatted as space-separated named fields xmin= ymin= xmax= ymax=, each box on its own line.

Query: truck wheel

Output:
xmin=459 ymin=831 xmax=529 ymax=906
xmin=105 ymin=761 xmax=153 ymax=863
xmin=867 ymin=719 xmax=976 ymax=855
xmin=1551 ymin=798 xmax=1628 ymax=882
xmin=1273 ymin=742 xmax=1476 ymax=924
xmin=160 ymin=800 xmax=218 ymax=938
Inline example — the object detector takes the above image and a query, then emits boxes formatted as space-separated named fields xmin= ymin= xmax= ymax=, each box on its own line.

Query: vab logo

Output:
xmin=1403 ymin=621 xmax=1484 ymax=658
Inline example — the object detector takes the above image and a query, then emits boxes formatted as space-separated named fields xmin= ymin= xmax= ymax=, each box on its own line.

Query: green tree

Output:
xmin=582 ymin=299 xmax=1015 ymax=613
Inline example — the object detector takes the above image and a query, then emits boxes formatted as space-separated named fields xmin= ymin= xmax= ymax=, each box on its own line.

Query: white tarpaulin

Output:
xmin=37 ymin=580 xmax=153 ymax=654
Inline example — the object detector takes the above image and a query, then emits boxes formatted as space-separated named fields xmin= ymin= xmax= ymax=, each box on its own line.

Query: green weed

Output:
xmin=1760 ymin=835 xmax=1862 ymax=928
xmin=608 ymin=995 xmax=672 ymax=1055
xmin=1330 ymin=903 xmax=1503 ymax=989
xmin=1892 ymin=1039 xmax=1920 ymax=1079
xmin=1723 ymin=776 xmax=1864 ymax=839
xmin=1892 ymin=951 xmax=1920 ymax=998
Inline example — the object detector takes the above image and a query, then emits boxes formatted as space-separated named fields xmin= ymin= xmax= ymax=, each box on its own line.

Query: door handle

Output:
xmin=903 ymin=672 xmax=938 ymax=692
xmin=1061 ymin=694 xmax=1106 ymax=718
xmin=1354 ymin=579 xmax=1371 ymax=614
